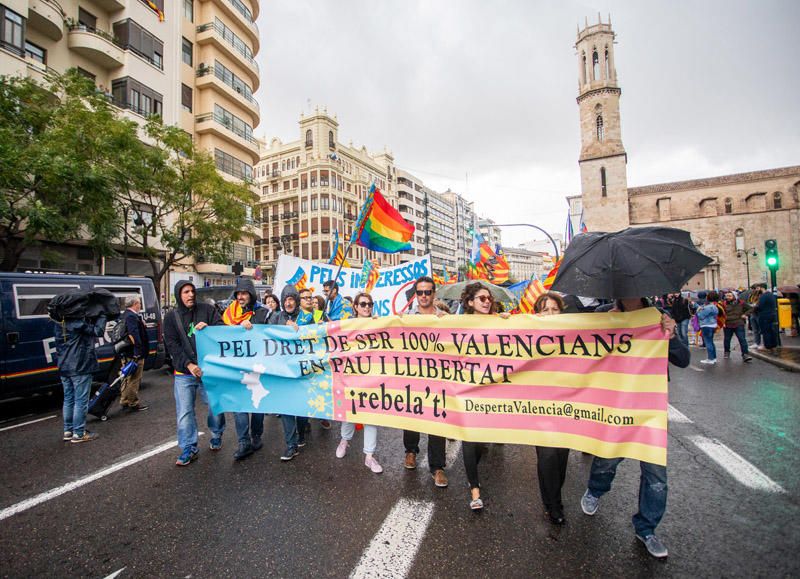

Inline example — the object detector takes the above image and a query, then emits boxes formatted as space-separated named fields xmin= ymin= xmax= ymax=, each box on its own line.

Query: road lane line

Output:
xmin=0 ymin=439 xmax=177 ymax=521
xmin=687 ymin=435 xmax=785 ymax=493
xmin=667 ymin=405 xmax=693 ymax=423
xmin=104 ymin=567 xmax=126 ymax=578
xmin=350 ymin=498 xmax=434 ymax=579
xmin=0 ymin=415 xmax=57 ymax=432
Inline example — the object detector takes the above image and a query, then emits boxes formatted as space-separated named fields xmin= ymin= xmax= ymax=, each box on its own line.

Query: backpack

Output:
xmin=109 ymin=318 xmax=129 ymax=344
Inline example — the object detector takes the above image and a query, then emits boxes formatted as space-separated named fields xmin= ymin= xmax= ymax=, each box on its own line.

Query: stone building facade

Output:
xmin=503 ymin=246 xmax=546 ymax=283
xmin=254 ymin=109 xmax=402 ymax=284
xmin=575 ymin=17 xmax=800 ymax=289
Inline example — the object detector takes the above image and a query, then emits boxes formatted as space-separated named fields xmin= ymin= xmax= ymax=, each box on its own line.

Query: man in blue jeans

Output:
xmin=53 ymin=314 xmax=107 ymax=443
xmin=722 ymin=291 xmax=753 ymax=362
xmin=580 ymin=297 xmax=690 ymax=559
xmin=164 ymin=280 xmax=226 ymax=466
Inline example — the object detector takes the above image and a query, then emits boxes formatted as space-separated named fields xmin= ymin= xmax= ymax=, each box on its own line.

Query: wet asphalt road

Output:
xmin=0 ymin=345 xmax=798 ymax=578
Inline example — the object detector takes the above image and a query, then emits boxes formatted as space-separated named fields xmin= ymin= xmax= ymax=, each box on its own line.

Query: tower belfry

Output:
xmin=576 ymin=15 xmax=630 ymax=231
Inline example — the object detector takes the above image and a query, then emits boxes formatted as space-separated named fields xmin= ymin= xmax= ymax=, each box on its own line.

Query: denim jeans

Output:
xmin=341 ymin=422 xmax=378 ymax=454
xmin=750 ymin=316 xmax=762 ymax=346
xmin=281 ymin=415 xmax=309 ymax=451
xmin=61 ymin=373 xmax=93 ymax=436
xmin=174 ymin=374 xmax=225 ymax=452
xmin=676 ymin=319 xmax=689 ymax=347
xmin=587 ymin=457 xmax=668 ymax=537
xmin=723 ymin=325 xmax=749 ymax=356
xmin=234 ymin=412 xmax=264 ymax=444
xmin=701 ymin=326 xmax=717 ymax=360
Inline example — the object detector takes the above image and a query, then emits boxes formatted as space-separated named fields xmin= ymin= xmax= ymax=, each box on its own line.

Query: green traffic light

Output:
xmin=767 ymin=256 xmax=777 ymax=266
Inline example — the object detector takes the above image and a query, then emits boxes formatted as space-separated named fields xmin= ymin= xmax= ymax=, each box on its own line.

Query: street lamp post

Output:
xmin=737 ymin=247 xmax=757 ymax=288
xmin=490 ymin=223 xmax=561 ymax=261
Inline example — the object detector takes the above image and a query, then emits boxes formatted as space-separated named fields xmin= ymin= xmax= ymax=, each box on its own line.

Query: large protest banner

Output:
xmin=272 ymin=254 xmax=431 ymax=316
xmin=196 ymin=308 xmax=670 ymax=465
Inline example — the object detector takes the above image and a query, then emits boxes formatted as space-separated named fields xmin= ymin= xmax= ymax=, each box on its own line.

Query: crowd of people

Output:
xmin=53 ymin=272 xmax=789 ymax=560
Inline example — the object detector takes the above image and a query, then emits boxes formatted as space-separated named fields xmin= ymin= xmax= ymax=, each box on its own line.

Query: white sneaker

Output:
xmin=335 ymin=439 xmax=349 ymax=458
xmin=365 ymin=455 xmax=383 ymax=474
xmin=700 ymin=359 xmax=717 ymax=365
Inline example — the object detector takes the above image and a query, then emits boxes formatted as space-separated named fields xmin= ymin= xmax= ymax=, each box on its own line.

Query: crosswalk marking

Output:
xmin=687 ymin=435 xmax=785 ymax=493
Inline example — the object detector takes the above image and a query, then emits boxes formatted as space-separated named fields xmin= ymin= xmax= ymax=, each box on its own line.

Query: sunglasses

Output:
xmin=476 ymin=295 xmax=493 ymax=303
xmin=416 ymin=290 xmax=433 ymax=296
xmin=357 ymin=302 xmax=373 ymax=308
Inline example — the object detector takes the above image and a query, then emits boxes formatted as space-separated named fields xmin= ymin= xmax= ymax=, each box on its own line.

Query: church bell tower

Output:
xmin=576 ymin=15 xmax=630 ymax=231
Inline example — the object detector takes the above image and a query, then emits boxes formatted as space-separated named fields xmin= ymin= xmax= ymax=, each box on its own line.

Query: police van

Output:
xmin=0 ymin=273 xmax=166 ymax=401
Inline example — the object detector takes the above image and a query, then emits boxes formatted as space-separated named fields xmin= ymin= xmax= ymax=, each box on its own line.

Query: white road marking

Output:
xmin=0 ymin=439 xmax=177 ymax=521
xmin=688 ymin=365 xmax=705 ymax=372
xmin=0 ymin=415 xmax=57 ymax=432
xmin=667 ymin=405 xmax=693 ymax=424
xmin=349 ymin=498 xmax=434 ymax=579
xmin=104 ymin=567 xmax=126 ymax=578
xmin=687 ymin=435 xmax=785 ymax=493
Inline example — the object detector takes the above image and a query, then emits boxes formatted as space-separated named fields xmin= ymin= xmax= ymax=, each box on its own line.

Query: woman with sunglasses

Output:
xmin=334 ymin=291 xmax=383 ymax=473
xmin=532 ymin=291 xmax=570 ymax=525
xmin=459 ymin=282 xmax=509 ymax=510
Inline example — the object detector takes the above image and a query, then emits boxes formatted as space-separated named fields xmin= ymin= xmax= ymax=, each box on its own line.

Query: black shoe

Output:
xmin=233 ymin=442 xmax=254 ymax=461
xmin=545 ymin=511 xmax=566 ymax=525
xmin=280 ymin=447 xmax=299 ymax=461
xmin=251 ymin=436 xmax=263 ymax=451
xmin=125 ymin=404 xmax=149 ymax=412
xmin=297 ymin=437 xmax=307 ymax=448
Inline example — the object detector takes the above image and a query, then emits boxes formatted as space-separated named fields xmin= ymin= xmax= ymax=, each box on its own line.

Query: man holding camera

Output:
xmin=120 ymin=297 xmax=150 ymax=412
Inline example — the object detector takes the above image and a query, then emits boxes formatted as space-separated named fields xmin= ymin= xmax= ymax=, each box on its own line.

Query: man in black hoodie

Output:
xmin=222 ymin=278 xmax=265 ymax=461
xmin=164 ymin=280 xmax=226 ymax=466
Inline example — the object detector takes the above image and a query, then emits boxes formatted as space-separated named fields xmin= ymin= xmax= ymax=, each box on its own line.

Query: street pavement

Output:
xmin=0 ymin=342 xmax=798 ymax=578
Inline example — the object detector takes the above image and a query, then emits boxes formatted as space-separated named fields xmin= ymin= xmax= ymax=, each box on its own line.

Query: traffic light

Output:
xmin=765 ymin=239 xmax=779 ymax=271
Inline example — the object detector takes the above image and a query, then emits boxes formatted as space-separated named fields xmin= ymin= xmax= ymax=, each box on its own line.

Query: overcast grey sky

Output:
xmin=254 ymin=0 xmax=799 ymax=246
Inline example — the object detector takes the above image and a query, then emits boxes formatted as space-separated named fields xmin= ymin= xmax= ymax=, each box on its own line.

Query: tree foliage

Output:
xmin=0 ymin=70 xmax=137 ymax=271
xmin=113 ymin=118 xmax=257 ymax=289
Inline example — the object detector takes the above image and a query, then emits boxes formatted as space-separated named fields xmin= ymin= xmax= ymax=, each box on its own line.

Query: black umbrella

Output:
xmin=551 ymin=227 xmax=712 ymax=299
xmin=48 ymin=288 xmax=120 ymax=321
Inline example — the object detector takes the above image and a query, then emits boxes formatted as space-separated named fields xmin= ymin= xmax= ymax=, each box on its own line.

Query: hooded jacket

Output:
xmin=255 ymin=284 xmax=300 ymax=325
xmin=222 ymin=278 xmax=262 ymax=325
xmin=52 ymin=316 xmax=108 ymax=377
xmin=164 ymin=280 xmax=223 ymax=374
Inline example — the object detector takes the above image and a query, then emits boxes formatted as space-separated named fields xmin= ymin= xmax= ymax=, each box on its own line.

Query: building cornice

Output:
xmin=628 ymin=166 xmax=800 ymax=196
xmin=577 ymin=86 xmax=621 ymax=104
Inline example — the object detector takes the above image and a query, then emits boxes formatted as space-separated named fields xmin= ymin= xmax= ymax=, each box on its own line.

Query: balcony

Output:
xmin=344 ymin=212 xmax=356 ymax=221
xmin=195 ymin=111 xmax=260 ymax=163
xmin=67 ymin=24 xmax=124 ymax=69
xmin=195 ymin=65 xmax=259 ymax=123
xmin=93 ymin=0 xmax=125 ymax=10
xmin=28 ymin=0 xmax=64 ymax=40
xmin=270 ymin=170 xmax=281 ymax=180
xmin=280 ymin=211 xmax=299 ymax=220
xmin=201 ymin=0 xmax=259 ymax=52
xmin=196 ymin=21 xmax=259 ymax=89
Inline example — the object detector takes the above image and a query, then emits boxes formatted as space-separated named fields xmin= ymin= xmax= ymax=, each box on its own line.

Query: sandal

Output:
xmin=470 ymin=497 xmax=484 ymax=510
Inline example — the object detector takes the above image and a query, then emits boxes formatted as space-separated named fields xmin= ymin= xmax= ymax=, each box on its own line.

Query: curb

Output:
xmin=749 ymin=349 xmax=800 ymax=373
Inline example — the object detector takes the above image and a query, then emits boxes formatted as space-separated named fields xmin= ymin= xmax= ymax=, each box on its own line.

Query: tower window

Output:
xmin=305 ymin=129 xmax=313 ymax=147
xmin=329 ymin=130 xmax=335 ymax=149
xmin=724 ymin=198 xmax=732 ymax=213
xmin=596 ymin=115 xmax=604 ymax=142
xmin=592 ymin=50 xmax=599 ymax=81
xmin=581 ymin=52 xmax=587 ymax=85
xmin=773 ymin=191 xmax=782 ymax=209
xmin=600 ymin=167 xmax=607 ymax=197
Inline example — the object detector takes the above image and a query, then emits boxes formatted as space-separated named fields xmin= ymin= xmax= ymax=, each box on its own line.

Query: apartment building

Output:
xmin=254 ymin=109 xmax=402 ymax=284
xmin=502 ymin=246 xmax=547 ymax=283
xmin=0 ymin=0 xmax=260 ymax=285
xmin=440 ymin=189 xmax=476 ymax=275
xmin=477 ymin=218 xmax=503 ymax=250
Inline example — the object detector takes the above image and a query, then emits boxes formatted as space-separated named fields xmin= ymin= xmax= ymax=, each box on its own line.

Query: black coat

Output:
xmin=52 ymin=316 xmax=107 ymax=377
xmin=164 ymin=280 xmax=223 ymax=374
xmin=123 ymin=308 xmax=149 ymax=358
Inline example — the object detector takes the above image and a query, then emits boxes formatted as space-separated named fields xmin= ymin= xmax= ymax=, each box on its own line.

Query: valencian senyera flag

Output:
xmin=359 ymin=259 xmax=380 ymax=293
xmin=543 ymin=258 xmax=561 ymax=290
xmin=351 ymin=184 xmax=414 ymax=253
xmin=515 ymin=278 xmax=546 ymax=314
xmin=197 ymin=308 xmax=671 ymax=465
xmin=467 ymin=231 xmax=509 ymax=284
xmin=328 ymin=229 xmax=350 ymax=267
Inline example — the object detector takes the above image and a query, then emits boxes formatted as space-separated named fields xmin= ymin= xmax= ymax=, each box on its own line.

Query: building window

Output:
xmin=183 ymin=0 xmax=193 ymax=22
xmin=25 ymin=41 xmax=46 ymax=64
xmin=321 ymin=196 xmax=329 ymax=210
xmin=329 ymin=130 xmax=335 ymax=149
xmin=734 ymin=228 xmax=745 ymax=252
xmin=724 ymin=198 xmax=732 ymax=214
xmin=581 ymin=52 xmax=587 ymax=84
xmin=604 ymin=46 xmax=610 ymax=78
xmin=773 ymin=191 xmax=782 ymax=209
xmin=301 ymin=200 xmax=307 ymax=213
xmin=78 ymin=7 xmax=97 ymax=29
xmin=113 ymin=19 xmax=164 ymax=70
xmin=311 ymin=196 xmax=317 ymax=210
xmin=182 ymin=37 xmax=192 ymax=66
xmin=1 ymin=6 xmax=24 ymax=56
xmin=600 ymin=167 xmax=607 ymax=197
xmin=305 ymin=129 xmax=313 ymax=147
xmin=214 ymin=148 xmax=253 ymax=181
xmin=112 ymin=77 xmax=163 ymax=117
xmin=592 ymin=49 xmax=599 ymax=80
xmin=181 ymin=83 xmax=192 ymax=112
xmin=596 ymin=115 xmax=604 ymax=142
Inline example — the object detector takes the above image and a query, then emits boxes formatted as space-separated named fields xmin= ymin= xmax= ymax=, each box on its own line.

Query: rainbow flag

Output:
xmin=543 ymin=258 xmax=562 ymax=290
xmin=516 ymin=279 xmax=546 ymax=314
xmin=351 ymin=185 xmax=414 ymax=253
xmin=328 ymin=229 xmax=350 ymax=267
